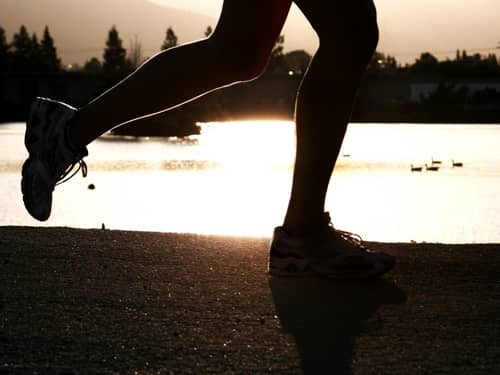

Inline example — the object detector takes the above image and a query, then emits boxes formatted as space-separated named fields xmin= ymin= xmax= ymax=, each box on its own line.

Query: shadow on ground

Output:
xmin=270 ymin=277 xmax=406 ymax=374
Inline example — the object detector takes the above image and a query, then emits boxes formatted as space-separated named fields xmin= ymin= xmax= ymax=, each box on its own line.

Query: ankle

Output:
xmin=282 ymin=216 xmax=326 ymax=237
xmin=65 ymin=113 xmax=86 ymax=151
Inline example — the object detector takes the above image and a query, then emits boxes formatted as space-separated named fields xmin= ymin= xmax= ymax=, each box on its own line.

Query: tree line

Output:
xmin=0 ymin=25 xmax=60 ymax=73
xmin=0 ymin=24 xmax=299 ymax=77
xmin=370 ymin=50 xmax=500 ymax=79
xmin=0 ymin=24 xmax=213 ymax=76
xmin=2 ymin=23 xmax=499 ymax=80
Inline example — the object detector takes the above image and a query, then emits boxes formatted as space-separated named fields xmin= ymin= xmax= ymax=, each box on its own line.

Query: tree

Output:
xmin=271 ymin=35 xmax=285 ymax=59
xmin=369 ymin=51 xmax=384 ymax=69
xmin=204 ymin=26 xmax=213 ymax=38
xmin=29 ymin=33 xmax=43 ymax=71
xmin=161 ymin=26 xmax=178 ymax=50
xmin=102 ymin=25 xmax=128 ymax=76
xmin=11 ymin=25 xmax=32 ymax=72
xmin=0 ymin=26 xmax=10 ymax=72
xmin=369 ymin=51 xmax=398 ymax=70
xmin=128 ymin=34 xmax=144 ymax=69
xmin=486 ymin=53 xmax=498 ymax=66
xmin=40 ymin=26 xmax=61 ymax=72
xmin=385 ymin=55 xmax=398 ymax=69
xmin=267 ymin=35 xmax=286 ymax=74
xmin=411 ymin=52 xmax=439 ymax=75
xmin=284 ymin=50 xmax=311 ymax=74
xmin=416 ymin=52 xmax=439 ymax=66
xmin=83 ymin=57 xmax=102 ymax=74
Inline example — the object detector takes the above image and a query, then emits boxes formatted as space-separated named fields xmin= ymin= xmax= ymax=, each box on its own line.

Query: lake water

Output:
xmin=1 ymin=121 xmax=499 ymax=243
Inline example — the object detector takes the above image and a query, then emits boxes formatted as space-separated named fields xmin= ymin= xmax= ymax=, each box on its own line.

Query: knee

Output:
xmin=226 ymin=48 xmax=270 ymax=82
xmin=318 ymin=3 xmax=379 ymax=69
xmin=207 ymin=34 xmax=272 ymax=82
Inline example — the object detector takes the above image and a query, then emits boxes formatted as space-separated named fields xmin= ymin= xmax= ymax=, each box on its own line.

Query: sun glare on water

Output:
xmin=4 ymin=121 xmax=498 ymax=242
xmin=143 ymin=120 xmax=297 ymax=237
xmin=198 ymin=120 xmax=296 ymax=169
xmin=81 ymin=120 xmax=298 ymax=238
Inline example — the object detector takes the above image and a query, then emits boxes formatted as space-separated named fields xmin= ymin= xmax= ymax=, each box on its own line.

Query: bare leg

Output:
xmin=284 ymin=0 xmax=379 ymax=234
xmin=69 ymin=0 xmax=292 ymax=148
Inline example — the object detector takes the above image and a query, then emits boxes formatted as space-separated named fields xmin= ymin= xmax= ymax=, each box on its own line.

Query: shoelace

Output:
xmin=56 ymin=159 xmax=88 ymax=186
xmin=334 ymin=229 xmax=364 ymax=247
xmin=324 ymin=212 xmax=366 ymax=249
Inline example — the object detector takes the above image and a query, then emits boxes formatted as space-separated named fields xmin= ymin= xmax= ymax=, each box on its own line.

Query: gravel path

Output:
xmin=1 ymin=226 xmax=499 ymax=374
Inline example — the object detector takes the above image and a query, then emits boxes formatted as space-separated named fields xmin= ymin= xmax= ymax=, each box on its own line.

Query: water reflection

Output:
xmin=270 ymin=277 xmax=406 ymax=374
xmin=1 ymin=122 xmax=500 ymax=242
xmin=98 ymin=133 xmax=199 ymax=145
xmin=87 ymin=159 xmax=217 ymax=171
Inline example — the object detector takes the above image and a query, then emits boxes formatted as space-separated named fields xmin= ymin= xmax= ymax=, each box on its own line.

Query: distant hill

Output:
xmin=0 ymin=0 xmax=216 ymax=65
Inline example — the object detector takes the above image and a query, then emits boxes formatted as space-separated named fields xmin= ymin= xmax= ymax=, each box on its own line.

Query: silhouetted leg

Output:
xmin=283 ymin=0 xmax=379 ymax=234
xmin=69 ymin=0 xmax=292 ymax=148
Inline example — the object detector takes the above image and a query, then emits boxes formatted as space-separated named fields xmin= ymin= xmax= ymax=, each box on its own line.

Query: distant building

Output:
xmin=410 ymin=81 xmax=500 ymax=103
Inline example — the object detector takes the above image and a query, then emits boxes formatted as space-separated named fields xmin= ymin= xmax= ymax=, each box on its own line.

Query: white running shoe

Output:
xmin=268 ymin=213 xmax=395 ymax=279
xmin=21 ymin=97 xmax=88 ymax=221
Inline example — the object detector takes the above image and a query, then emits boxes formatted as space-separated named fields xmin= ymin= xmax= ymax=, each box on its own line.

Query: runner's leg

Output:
xmin=283 ymin=0 xmax=379 ymax=234
xmin=69 ymin=0 xmax=292 ymax=148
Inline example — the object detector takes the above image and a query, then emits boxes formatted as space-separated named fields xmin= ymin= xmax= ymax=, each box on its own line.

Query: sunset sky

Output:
xmin=152 ymin=0 xmax=500 ymax=63
xmin=1 ymin=0 xmax=499 ymax=65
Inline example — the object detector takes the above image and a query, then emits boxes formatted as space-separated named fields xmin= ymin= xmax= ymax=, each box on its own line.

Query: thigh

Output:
xmin=293 ymin=0 xmax=378 ymax=40
xmin=212 ymin=0 xmax=292 ymax=54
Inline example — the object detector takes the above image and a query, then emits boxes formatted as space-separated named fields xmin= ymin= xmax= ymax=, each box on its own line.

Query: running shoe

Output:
xmin=268 ymin=213 xmax=395 ymax=279
xmin=21 ymin=97 xmax=88 ymax=221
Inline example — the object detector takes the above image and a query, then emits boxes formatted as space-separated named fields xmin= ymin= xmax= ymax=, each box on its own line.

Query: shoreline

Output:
xmin=1 ymin=226 xmax=499 ymax=373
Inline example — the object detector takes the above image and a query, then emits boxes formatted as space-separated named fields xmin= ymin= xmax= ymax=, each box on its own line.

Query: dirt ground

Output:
xmin=1 ymin=226 xmax=499 ymax=374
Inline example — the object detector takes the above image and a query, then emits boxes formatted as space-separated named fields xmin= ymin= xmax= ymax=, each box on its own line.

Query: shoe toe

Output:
xmin=22 ymin=161 xmax=52 ymax=221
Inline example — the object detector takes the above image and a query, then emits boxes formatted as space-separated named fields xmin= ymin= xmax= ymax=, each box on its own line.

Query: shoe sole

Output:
xmin=21 ymin=158 xmax=52 ymax=221
xmin=21 ymin=99 xmax=61 ymax=221
xmin=268 ymin=256 xmax=396 ymax=280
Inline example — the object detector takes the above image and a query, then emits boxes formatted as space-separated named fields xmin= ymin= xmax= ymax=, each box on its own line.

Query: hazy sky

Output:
xmin=1 ymin=0 xmax=498 ymax=65
xmin=151 ymin=0 xmax=500 ymax=63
